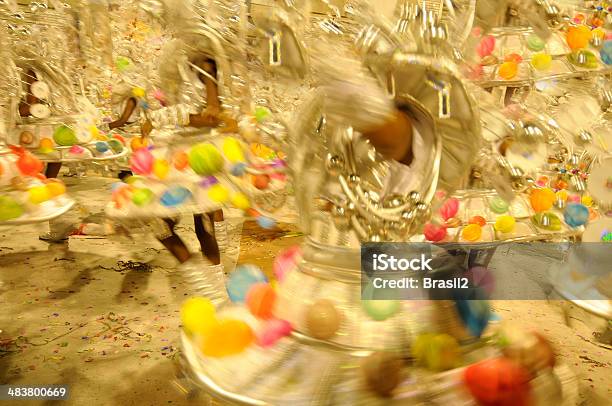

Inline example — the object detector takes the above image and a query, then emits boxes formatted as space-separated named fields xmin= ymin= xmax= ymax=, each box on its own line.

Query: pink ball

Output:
xmin=468 ymin=266 xmax=495 ymax=295
xmin=273 ymin=245 xmax=302 ymax=282
xmin=130 ymin=148 xmax=154 ymax=175
xmin=257 ymin=319 xmax=292 ymax=347
xmin=476 ymin=35 xmax=496 ymax=58
xmin=424 ymin=222 xmax=447 ymax=242
xmin=439 ymin=198 xmax=459 ymax=221
xmin=568 ymin=195 xmax=581 ymax=203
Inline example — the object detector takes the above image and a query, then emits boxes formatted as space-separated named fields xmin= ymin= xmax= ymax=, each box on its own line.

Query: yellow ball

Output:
xmin=132 ymin=87 xmax=146 ymax=98
xmin=28 ymin=186 xmax=51 ymax=204
xmin=412 ymin=333 xmax=461 ymax=371
xmin=581 ymin=195 xmax=593 ymax=207
xmin=45 ymin=180 xmax=66 ymax=197
xmin=181 ymin=297 xmax=217 ymax=335
xmin=208 ymin=184 xmax=229 ymax=203
xmin=230 ymin=192 xmax=250 ymax=210
xmin=222 ymin=137 xmax=245 ymax=163
xmin=494 ymin=215 xmax=516 ymax=233
xmin=90 ymin=126 xmax=101 ymax=139
xmin=153 ymin=159 xmax=170 ymax=180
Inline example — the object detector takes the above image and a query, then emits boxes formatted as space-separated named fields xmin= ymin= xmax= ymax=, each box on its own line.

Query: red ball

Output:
xmin=253 ymin=174 xmax=270 ymax=190
xmin=246 ymin=283 xmax=276 ymax=319
xmin=464 ymin=357 xmax=532 ymax=406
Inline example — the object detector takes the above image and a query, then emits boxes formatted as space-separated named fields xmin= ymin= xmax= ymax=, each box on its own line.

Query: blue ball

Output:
xmin=160 ymin=186 xmax=192 ymax=207
xmin=96 ymin=141 xmax=109 ymax=153
xmin=600 ymin=42 xmax=612 ymax=65
xmin=226 ymin=264 xmax=268 ymax=302
xmin=455 ymin=298 xmax=490 ymax=338
xmin=257 ymin=216 xmax=276 ymax=229
xmin=564 ymin=203 xmax=589 ymax=228
xmin=230 ymin=162 xmax=247 ymax=176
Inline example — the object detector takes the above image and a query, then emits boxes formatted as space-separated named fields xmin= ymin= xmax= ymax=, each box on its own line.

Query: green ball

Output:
xmin=188 ymin=143 xmax=224 ymax=176
xmin=362 ymin=300 xmax=401 ymax=321
xmin=0 ymin=195 xmax=24 ymax=221
xmin=132 ymin=188 xmax=154 ymax=206
xmin=53 ymin=125 xmax=78 ymax=146
xmin=108 ymin=139 xmax=124 ymax=154
xmin=115 ymin=56 xmax=131 ymax=72
xmin=254 ymin=106 xmax=270 ymax=123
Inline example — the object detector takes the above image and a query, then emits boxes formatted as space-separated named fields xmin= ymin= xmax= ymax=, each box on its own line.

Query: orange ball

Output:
xmin=253 ymin=174 xmax=270 ymax=190
xmin=130 ymin=136 xmax=148 ymax=151
xmin=246 ymin=283 xmax=276 ymax=319
xmin=498 ymin=61 xmax=518 ymax=80
xmin=469 ymin=216 xmax=487 ymax=227
xmin=201 ymin=319 xmax=254 ymax=357
xmin=173 ymin=151 xmax=189 ymax=171
xmin=530 ymin=188 xmax=555 ymax=212
xmin=566 ymin=26 xmax=590 ymax=50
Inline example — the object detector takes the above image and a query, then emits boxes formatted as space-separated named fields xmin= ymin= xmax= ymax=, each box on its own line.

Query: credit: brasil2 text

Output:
xmin=372 ymin=277 xmax=469 ymax=289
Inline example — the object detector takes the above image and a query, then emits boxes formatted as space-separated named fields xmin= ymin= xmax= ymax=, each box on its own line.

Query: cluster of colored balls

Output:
xmin=412 ymin=333 xmax=461 ymax=371
xmin=181 ymin=297 xmax=254 ymax=357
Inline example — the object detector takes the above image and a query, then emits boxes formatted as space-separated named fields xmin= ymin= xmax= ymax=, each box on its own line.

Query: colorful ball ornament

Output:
xmin=152 ymin=159 xmax=170 ymax=180
xmin=531 ymin=53 xmax=552 ymax=71
xmin=254 ymin=106 xmax=271 ymax=123
xmin=45 ymin=179 xmax=66 ymax=197
xmin=132 ymin=188 xmax=154 ymax=206
xmin=439 ymin=197 xmax=459 ymax=221
xmin=464 ymin=358 xmax=532 ymax=406
xmin=28 ymin=185 xmax=51 ymax=204
xmin=253 ymin=174 xmax=270 ymax=190
xmin=39 ymin=138 xmax=54 ymax=153
xmin=489 ymin=196 xmax=509 ymax=214
xmin=273 ymin=245 xmax=301 ymax=282
xmin=230 ymin=192 xmax=250 ymax=210
xmin=95 ymin=141 xmax=109 ymax=153
xmin=424 ymin=222 xmax=447 ymax=242
xmin=222 ymin=137 xmax=245 ymax=163
xmin=180 ymin=297 xmax=217 ymax=335
xmin=130 ymin=136 xmax=148 ymax=151
xmin=107 ymin=139 xmax=124 ymax=154
xmin=498 ymin=61 xmax=518 ymax=80
xmin=532 ymin=212 xmax=562 ymax=231
xmin=494 ymin=215 xmax=516 ymax=233
xmin=305 ymin=299 xmax=342 ymax=340
xmin=173 ymin=151 xmax=189 ymax=171
xmin=0 ymin=195 xmax=24 ymax=221
xmin=566 ymin=26 xmax=591 ymax=50
xmin=207 ymin=184 xmax=229 ymax=203
xmin=160 ymin=186 xmax=191 ymax=207
xmin=189 ymin=143 xmax=224 ymax=176
xmin=201 ymin=319 xmax=254 ymax=357
xmin=246 ymin=283 xmax=276 ymax=319
xmin=568 ymin=50 xmax=599 ymax=69
xmin=361 ymin=352 xmax=404 ymax=397
xmin=227 ymin=264 xmax=268 ymax=303
xmin=526 ymin=34 xmax=546 ymax=51
xmin=462 ymin=224 xmax=482 ymax=242
xmin=476 ymin=35 xmax=496 ymax=58
xmin=230 ymin=162 xmax=247 ymax=176
xmin=130 ymin=148 xmax=154 ymax=175
xmin=504 ymin=53 xmax=523 ymax=63
xmin=564 ymin=203 xmax=589 ymax=227
xmin=256 ymin=215 xmax=276 ymax=229
xmin=362 ymin=300 xmax=400 ymax=321
xmin=469 ymin=216 xmax=487 ymax=227
xmin=455 ymin=299 xmax=490 ymax=338
xmin=530 ymin=188 xmax=555 ymax=212
xmin=257 ymin=319 xmax=292 ymax=347
xmin=53 ymin=125 xmax=78 ymax=146
xmin=412 ymin=333 xmax=461 ymax=371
